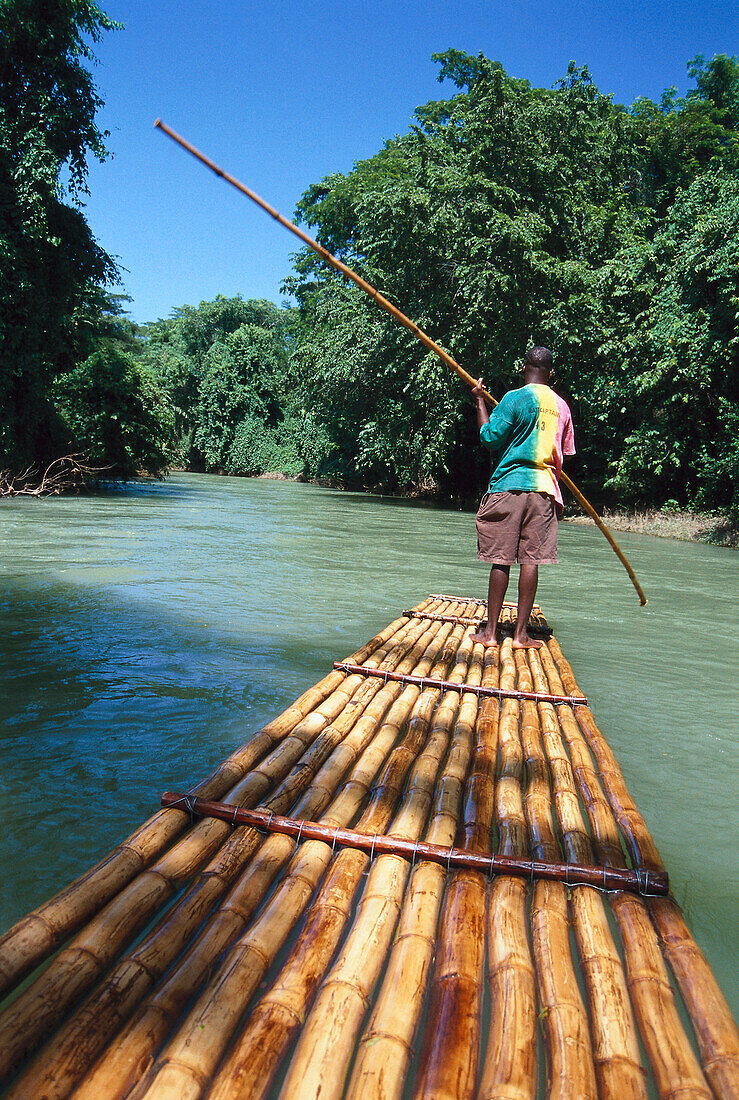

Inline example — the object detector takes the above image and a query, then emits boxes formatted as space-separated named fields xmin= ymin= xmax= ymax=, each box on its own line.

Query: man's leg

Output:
xmin=513 ymin=563 xmax=542 ymax=649
xmin=470 ymin=564 xmax=510 ymax=647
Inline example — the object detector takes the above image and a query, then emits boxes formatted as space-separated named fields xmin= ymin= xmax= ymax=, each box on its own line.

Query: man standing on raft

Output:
xmin=470 ymin=346 xmax=575 ymax=649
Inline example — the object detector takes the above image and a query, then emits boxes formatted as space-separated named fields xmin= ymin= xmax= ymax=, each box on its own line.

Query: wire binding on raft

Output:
xmin=401 ymin=609 xmax=553 ymax=636
xmin=159 ymin=793 xmax=669 ymax=897
xmin=332 ymin=661 xmax=587 ymax=708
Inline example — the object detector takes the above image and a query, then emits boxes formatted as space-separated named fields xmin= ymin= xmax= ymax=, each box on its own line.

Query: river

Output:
xmin=0 ymin=472 xmax=736 ymax=1017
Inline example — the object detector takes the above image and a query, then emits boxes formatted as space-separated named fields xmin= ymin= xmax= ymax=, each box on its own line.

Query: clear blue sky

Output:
xmin=82 ymin=0 xmax=738 ymax=323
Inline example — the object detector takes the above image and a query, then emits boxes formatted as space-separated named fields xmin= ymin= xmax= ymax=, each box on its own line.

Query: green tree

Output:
xmin=604 ymin=172 xmax=739 ymax=516
xmin=631 ymin=55 xmax=739 ymax=215
xmin=287 ymin=51 xmax=738 ymax=517
xmin=0 ymin=0 xmax=120 ymax=470
xmin=53 ymin=342 xmax=175 ymax=479
xmin=143 ymin=296 xmax=301 ymax=475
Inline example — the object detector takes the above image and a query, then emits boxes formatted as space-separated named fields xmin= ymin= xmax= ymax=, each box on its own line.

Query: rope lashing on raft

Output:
xmin=332 ymin=661 xmax=587 ymax=708
xmin=401 ymin=609 xmax=553 ymax=636
xmin=161 ymin=793 xmax=669 ymax=897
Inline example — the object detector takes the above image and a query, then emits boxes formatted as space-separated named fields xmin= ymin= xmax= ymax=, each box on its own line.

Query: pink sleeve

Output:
xmin=561 ymin=403 xmax=575 ymax=456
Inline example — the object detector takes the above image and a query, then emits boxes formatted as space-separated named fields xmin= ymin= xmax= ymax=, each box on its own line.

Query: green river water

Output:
xmin=0 ymin=472 xmax=736 ymax=1018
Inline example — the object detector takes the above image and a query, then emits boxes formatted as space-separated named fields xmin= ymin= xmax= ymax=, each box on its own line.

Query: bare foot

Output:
xmin=511 ymin=634 xmax=543 ymax=650
xmin=470 ymin=630 xmax=499 ymax=648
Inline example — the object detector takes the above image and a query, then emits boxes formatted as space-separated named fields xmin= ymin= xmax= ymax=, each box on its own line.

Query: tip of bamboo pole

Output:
xmin=154 ymin=118 xmax=162 ymax=128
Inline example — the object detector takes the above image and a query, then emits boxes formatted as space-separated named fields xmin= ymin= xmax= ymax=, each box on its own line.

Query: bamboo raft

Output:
xmin=0 ymin=595 xmax=736 ymax=1099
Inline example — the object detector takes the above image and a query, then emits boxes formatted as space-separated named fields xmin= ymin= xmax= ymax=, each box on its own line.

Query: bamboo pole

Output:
xmin=346 ymin=606 xmax=484 ymax=1100
xmin=218 ymin=627 xmax=482 ymax=1100
xmin=0 ymin=610 xmax=416 ymax=1001
xmin=609 ymin=893 xmax=713 ymax=1099
xmin=545 ymin=636 xmax=664 ymax=873
xmin=527 ymin=647 xmax=647 ymax=1100
xmin=333 ymin=660 xmax=586 ymax=706
xmin=544 ymin=639 xmax=738 ymax=1099
xmin=536 ymin=643 xmax=712 ymax=1099
xmin=150 ymin=797 xmax=663 ymax=893
xmin=120 ymin=615 xmax=469 ymax=1100
xmin=0 ymin=611 xmax=435 ymax=1090
xmin=496 ymin=640 xmax=594 ymax=1100
xmin=410 ymin=641 xmax=496 ymax=1099
xmin=154 ymin=120 xmax=648 ymax=607
xmin=478 ymin=639 xmax=538 ymax=1100
xmin=70 ymin=615 xmax=463 ymax=1100
xmin=648 ymin=898 xmax=739 ymax=1100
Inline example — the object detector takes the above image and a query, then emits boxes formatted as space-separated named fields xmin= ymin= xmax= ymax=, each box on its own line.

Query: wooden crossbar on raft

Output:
xmin=333 ymin=660 xmax=586 ymax=706
xmin=160 ymin=793 xmax=669 ymax=896
xmin=429 ymin=594 xmax=543 ymax=610
xmin=402 ymin=609 xmax=553 ymax=635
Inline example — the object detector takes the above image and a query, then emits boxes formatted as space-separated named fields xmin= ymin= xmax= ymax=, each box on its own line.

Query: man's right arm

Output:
xmin=472 ymin=382 xmax=513 ymax=451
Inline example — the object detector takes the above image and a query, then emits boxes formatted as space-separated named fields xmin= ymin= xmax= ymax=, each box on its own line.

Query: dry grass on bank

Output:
xmin=564 ymin=508 xmax=737 ymax=548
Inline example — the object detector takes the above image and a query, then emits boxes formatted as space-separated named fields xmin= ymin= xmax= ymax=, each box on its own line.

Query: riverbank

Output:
xmin=256 ymin=472 xmax=739 ymax=549
xmin=564 ymin=506 xmax=737 ymax=548
xmin=23 ymin=466 xmax=732 ymax=549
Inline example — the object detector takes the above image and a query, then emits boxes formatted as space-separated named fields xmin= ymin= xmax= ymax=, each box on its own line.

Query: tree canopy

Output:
xmin=1 ymin=21 xmax=736 ymax=516
xmin=0 ymin=0 xmax=174 ymax=481
xmin=282 ymin=51 xmax=739 ymax=514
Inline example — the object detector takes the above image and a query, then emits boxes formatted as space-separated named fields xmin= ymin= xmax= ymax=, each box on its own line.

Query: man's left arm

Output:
xmin=472 ymin=378 xmax=490 ymax=431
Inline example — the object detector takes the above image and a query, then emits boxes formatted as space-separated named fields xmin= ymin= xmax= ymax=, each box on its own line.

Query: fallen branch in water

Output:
xmin=0 ymin=455 xmax=110 ymax=497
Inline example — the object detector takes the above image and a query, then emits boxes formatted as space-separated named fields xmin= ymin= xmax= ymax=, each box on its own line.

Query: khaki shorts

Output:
xmin=476 ymin=490 xmax=558 ymax=564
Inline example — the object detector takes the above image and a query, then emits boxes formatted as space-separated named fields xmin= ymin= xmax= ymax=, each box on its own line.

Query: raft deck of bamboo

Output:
xmin=0 ymin=595 xmax=736 ymax=1100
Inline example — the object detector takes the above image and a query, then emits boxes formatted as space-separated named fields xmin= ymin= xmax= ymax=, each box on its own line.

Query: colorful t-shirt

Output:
xmin=480 ymin=383 xmax=575 ymax=513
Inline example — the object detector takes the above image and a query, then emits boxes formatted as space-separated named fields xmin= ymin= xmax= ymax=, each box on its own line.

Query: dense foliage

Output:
xmin=140 ymin=296 xmax=304 ymax=474
xmin=0 ymin=0 xmax=174 ymax=480
xmin=282 ymin=52 xmax=739 ymax=515
xmin=1 ymin=11 xmax=737 ymax=516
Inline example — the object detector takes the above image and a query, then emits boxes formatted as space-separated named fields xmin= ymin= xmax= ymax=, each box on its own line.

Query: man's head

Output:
xmin=522 ymin=346 xmax=553 ymax=382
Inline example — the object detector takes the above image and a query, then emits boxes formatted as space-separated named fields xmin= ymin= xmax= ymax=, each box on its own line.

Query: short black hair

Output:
xmin=524 ymin=346 xmax=553 ymax=373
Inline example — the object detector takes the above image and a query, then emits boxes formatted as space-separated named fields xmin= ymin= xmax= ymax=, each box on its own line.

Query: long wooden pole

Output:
xmin=153 ymin=119 xmax=648 ymax=606
xmin=159 ymin=793 xmax=668 ymax=895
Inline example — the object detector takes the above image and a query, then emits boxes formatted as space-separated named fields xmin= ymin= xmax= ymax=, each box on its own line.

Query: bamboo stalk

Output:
xmin=527 ymin=646 xmax=647 ymax=1100
xmin=610 ymin=892 xmax=713 ymax=1099
xmin=511 ymin=644 xmax=595 ymax=1100
xmin=346 ymin=621 xmax=483 ymax=1100
xmin=149 ymin=797 xmax=664 ymax=893
xmin=545 ymin=636 xmax=664 ymax=874
xmin=0 ymin=610 xmax=416 ymax=1001
xmin=428 ymin=595 xmax=542 ymax=612
xmin=648 ymin=897 xmax=739 ymax=1100
xmin=203 ymin=620 xmax=477 ymax=1100
xmin=333 ymin=661 xmax=586 ymax=706
xmin=410 ymin=640 xmax=496 ymax=1099
xmin=0 ymin=613 xmax=436 ymax=1090
xmin=478 ymin=640 xmax=538 ymax=1100
xmin=536 ymin=642 xmax=711 ymax=1098
xmin=117 ymin=617 xmax=468 ymax=1100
